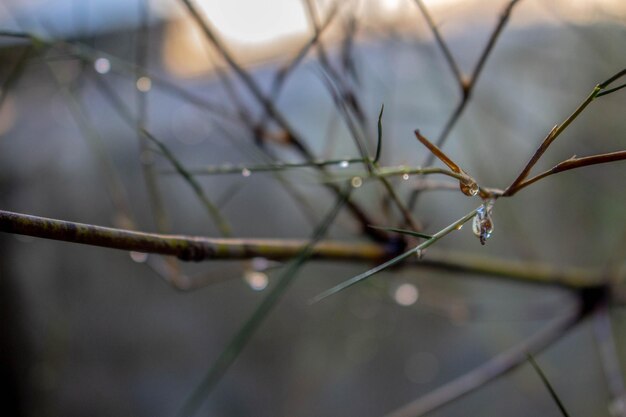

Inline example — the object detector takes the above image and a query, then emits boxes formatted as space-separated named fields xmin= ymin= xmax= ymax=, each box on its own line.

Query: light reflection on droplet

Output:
xmin=351 ymin=176 xmax=363 ymax=188
xmin=393 ymin=283 xmax=419 ymax=306
xmin=94 ymin=57 xmax=111 ymax=74
xmin=136 ymin=76 xmax=152 ymax=92
xmin=415 ymin=249 xmax=423 ymax=260
xmin=244 ymin=270 xmax=268 ymax=291
xmin=241 ymin=168 xmax=251 ymax=177
xmin=339 ymin=160 xmax=349 ymax=168
xmin=129 ymin=251 xmax=148 ymax=263
xmin=402 ymin=173 xmax=410 ymax=181
xmin=455 ymin=223 xmax=463 ymax=230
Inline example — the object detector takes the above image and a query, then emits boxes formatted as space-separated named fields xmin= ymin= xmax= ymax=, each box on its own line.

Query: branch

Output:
xmin=505 ymin=150 xmax=626 ymax=196
xmin=0 ymin=210 xmax=603 ymax=289
xmin=503 ymin=68 xmax=626 ymax=196
xmin=412 ymin=0 xmax=464 ymax=90
xmin=420 ymin=0 xmax=522 ymax=168
xmin=384 ymin=299 xmax=584 ymax=417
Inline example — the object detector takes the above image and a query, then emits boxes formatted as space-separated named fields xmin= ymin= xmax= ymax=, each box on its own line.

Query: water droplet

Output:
xmin=129 ymin=251 xmax=148 ymax=263
xmin=472 ymin=200 xmax=495 ymax=245
xmin=415 ymin=249 xmax=423 ymax=260
xmin=94 ymin=57 xmax=111 ymax=74
xmin=455 ymin=223 xmax=463 ymax=230
xmin=393 ymin=283 xmax=419 ymax=306
xmin=241 ymin=168 xmax=251 ymax=177
xmin=339 ymin=160 xmax=350 ymax=168
xmin=244 ymin=270 xmax=268 ymax=291
xmin=136 ymin=76 xmax=152 ymax=92
xmin=460 ymin=180 xmax=479 ymax=196
xmin=402 ymin=173 xmax=410 ymax=181
xmin=351 ymin=176 xmax=363 ymax=188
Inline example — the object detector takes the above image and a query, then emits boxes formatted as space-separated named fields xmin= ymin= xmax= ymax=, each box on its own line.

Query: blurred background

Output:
xmin=0 ymin=0 xmax=625 ymax=416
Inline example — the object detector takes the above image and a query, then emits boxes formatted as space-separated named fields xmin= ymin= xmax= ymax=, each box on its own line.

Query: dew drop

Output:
xmin=460 ymin=180 xmax=479 ymax=196
xmin=402 ymin=173 xmax=410 ymax=181
xmin=455 ymin=223 xmax=463 ymax=230
xmin=415 ymin=249 xmax=423 ymax=260
xmin=339 ymin=160 xmax=349 ymax=168
xmin=393 ymin=283 xmax=419 ymax=306
xmin=136 ymin=76 xmax=152 ymax=92
xmin=94 ymin=57 xmax=111 ymax=74
xmin=351 ymin=176 xmax=363 ymax=188
xmin=241 ymin=168 xmax=251 ymax=177
xmin=129 ymin=251 xmax=148 ymax=263
xmin=244 ymin=270 xmax=268 ymax=291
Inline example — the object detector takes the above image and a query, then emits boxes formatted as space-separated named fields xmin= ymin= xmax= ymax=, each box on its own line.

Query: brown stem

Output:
xmin=506 ymin=150 xmax=626 ymax=196
xmin=385 ymin=297 xmax=585 ymax=417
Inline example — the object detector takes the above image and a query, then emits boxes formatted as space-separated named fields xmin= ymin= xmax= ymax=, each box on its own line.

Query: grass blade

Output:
xmin=368 ymin=225 xmax=431 ymax=240
xmin=312 ymin=208 xmax=478 ymax=303
xmin=178 ymin=186 xmax=352 ymax=417
xmin=527 ymin=354 xmax=570 ymax=417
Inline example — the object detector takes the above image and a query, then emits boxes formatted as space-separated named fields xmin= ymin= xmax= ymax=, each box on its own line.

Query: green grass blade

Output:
xmin=527 ymin=354 xmax=570 ymax=417
xmin=311 ymin=207 xmax=479 ymax=303
xmin=374 ymin=103 xmax=384 ymax=163
xmin=178 ymin=186 xmax=352 ymax=417
xmin=368 ymin=225 xmax=431 ymax=239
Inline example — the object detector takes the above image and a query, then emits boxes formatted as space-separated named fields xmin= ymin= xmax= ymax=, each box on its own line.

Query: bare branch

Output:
xmin=385 ymin=301 xmax=583 ymax=417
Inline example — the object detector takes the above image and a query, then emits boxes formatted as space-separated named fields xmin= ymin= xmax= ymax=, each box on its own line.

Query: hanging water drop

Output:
xmin=460 ymin=180 xmax=479 ymax=197
xmin=472 ymin=200 xmax=495 ymax=245
xmin=415 ymin=249 xmax=423 ymax=260
xmin=241 ymin=168 xmax=251 ymax=177
xmin=402 ymin=173 xmax=410 ymax=181
xmin=340 ymin=160 xmax=350 ymax=168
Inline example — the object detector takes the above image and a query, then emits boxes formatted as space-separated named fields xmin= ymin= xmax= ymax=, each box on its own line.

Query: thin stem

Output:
xmin=384 ymin=302 xmax=583 ymax=417
xmin=177 ymin=186 xmax=352 ymax=417
xmin=311 ymin=207 xmax=479 ymax=303
xmin=507 ymin=150 xmax=626 ymax=196
xmin=178 ymin=0 xmax=388 ymax=243
xmin=421 ymin=0 xmax=522 ymax=167
xmin=0 ymin=209 xmax=604 ymax=289
xmin=592 ymin=306 xmax=626 ymax=416
xmin=527 ymin=354 xmax=571 ymax=417
xmin=92 ymin=76 xmax=231 ymax=236
xmin=504 ymin=68 xmax=626 ymax=196
xmin=412 ymin=0 xmax=464 ymax=90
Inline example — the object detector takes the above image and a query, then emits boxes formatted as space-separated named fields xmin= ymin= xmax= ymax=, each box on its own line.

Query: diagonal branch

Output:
xmin=505 ymin=150 xmax=626 ymax=196
xmin=420 ymin=0 xmax=522 ymax=167
xmin=384 ymin=299 xmax=585 ymax=417
xmin=503 ymin=68 xmax=626 ymax=196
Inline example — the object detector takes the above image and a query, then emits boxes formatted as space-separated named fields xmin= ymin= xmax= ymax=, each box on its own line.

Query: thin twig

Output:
xmin=420 ymin=0 xmax=522 ymax=168
xmin=504 ymin=68 xmax=626 ymax=196
xmin=384 ymin=302 xmax=583 ymax=417
xmin=0 ymin=209 xmax=604 ymax=289
xmin=506 ymin=150 xmax=626 ymax=196
xmin=178 ymin=0 xmax=389 ymax=242
xmin=527 ymin=354 xmax=571 ymax=417
xmin=412 ymin=0 xmax=464 ymax=90
xmin=592 ymin=306 xmax=626 ymax=417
